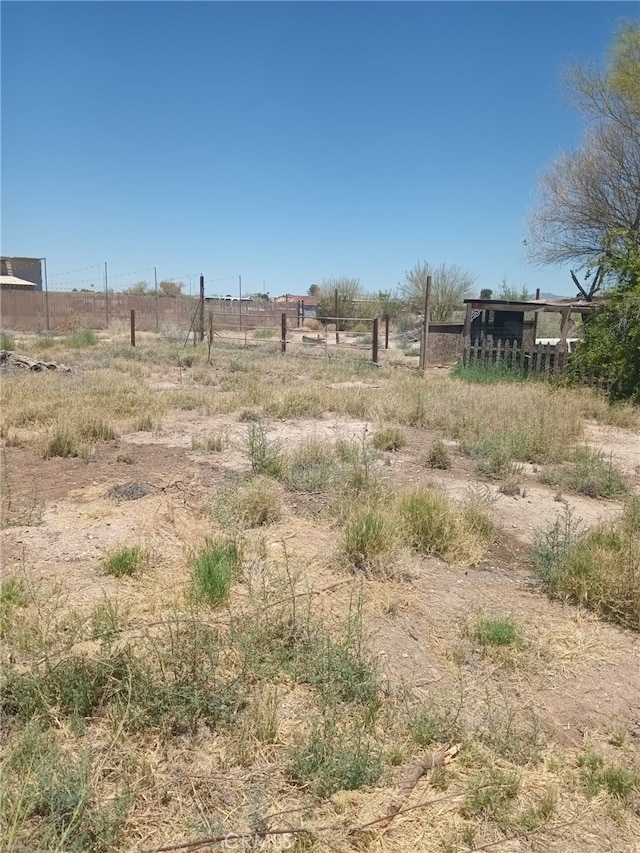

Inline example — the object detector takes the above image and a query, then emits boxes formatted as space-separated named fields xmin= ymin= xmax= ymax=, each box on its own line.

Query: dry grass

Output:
xmin=1 ymin=332 xmax=639 ymax=853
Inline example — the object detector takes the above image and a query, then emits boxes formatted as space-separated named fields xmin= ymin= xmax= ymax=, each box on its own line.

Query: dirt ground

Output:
xmin=3 ymin=406 xmax=639 ymax=741
xmin=1 ymin=352 xmax=639 ymax=853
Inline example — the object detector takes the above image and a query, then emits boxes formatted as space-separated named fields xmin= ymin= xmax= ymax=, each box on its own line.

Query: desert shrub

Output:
xmin=1 ymin=727 xmax=129 ymax=853
xmin=65 ymin=329 xmax=99 ymax=348
xmin=31 ymin=333 xmax=56 ymax=350
xmin=288 ymin=713 xmax=382 ymax=797
xmin=396 ymin=486 xmax=459 ymax=557
xmin=1 ymin=577 xmax=28 ymax=636
xmin=533 ymin=501 xmax=640 ymax=630
xmin=476 ymin=444 xmax=523 ymax=480
xmin=372 ymin=426 xmax=406 ymax=452
xmin=1 ymin=332 xmax=15 ymax=350
xmin=233 ymin=476 xmax=282 ymax=527
xmin=341 ymin=504 xmax=396 ymax=575
xmin=463 ymin=768 xmax=521 ymax=819
xmin=42 ymin=428 xmax=79 ymax=459
xmin=395 ymin=485 xmax=493 ymax=564
xmin=426 ymin=439 xmax=452 ymax=469
xmin=253 ymin=328 xmax=277 ymax=339
xmin=540 ymin=447 xmax=628 ymax=499
xmin=190 ymin=540 xmax=239 ymax=605
xmin=303 ymin=318 xmax=323 ymax=331
xmin=78 ymin=418 xmax=117 ymax=442
xmin=285 ymin=440 xmax=337 ymax=491
xmin=191 ymin=431 xmax=225 ymax=452
xmin=246 ymin=422 xmax=286 ymax=479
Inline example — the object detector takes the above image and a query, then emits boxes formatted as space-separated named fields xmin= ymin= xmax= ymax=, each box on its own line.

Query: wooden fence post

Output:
xmin=334 ymin=288 xmax=339 ymax=345
xmin=419 ymin=275 xmax=432 ymax=370
xmin=130 ymin=309 xmax=135 ymax=347
xmin=372 ymin=318 xmax=379 ymax=364
xmin=384 ymin=314 xmax=389 ymax=349
xmin=281 ymin=312 xmax=287 ymax=353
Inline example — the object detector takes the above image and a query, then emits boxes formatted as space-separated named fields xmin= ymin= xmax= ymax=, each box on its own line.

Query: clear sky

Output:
xmin=1 ymin=1 xmax=637 ymax=297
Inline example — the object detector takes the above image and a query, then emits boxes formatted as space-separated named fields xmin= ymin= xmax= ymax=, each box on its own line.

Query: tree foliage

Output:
xmin=316 ymin=277 xmax=366 ymax=330
xmin=158 ymin=280 xmax=184 ymax=298
xmin=528 ymin=23 xmax=640 ymax=299
xmin=567 ymin=245 xmax=640 ymax=402
xmin=399 ymin=262 xmax=476 ymax=321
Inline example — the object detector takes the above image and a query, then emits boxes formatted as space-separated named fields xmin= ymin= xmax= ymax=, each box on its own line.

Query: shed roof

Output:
xmin=0 ymin=275 xmax=37 ymax=288
xmin=463 ymin=297 xmax=599 ymax=314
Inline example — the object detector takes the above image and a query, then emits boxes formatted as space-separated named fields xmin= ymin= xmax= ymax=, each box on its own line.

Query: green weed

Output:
xmin=1 ymin=331 xmax=15 ymax=350
xmin=472 ymin=615 xmax=518 ymax=647
xmin=190 ymin=540 xmax=239 ymax=605
xmin=103 ymin=546 xmax=145 ymax=578
xmin=65 ymin=329 xmax=99 ymax=348
xmin=288 ymin=713 xmax=382 ymax=797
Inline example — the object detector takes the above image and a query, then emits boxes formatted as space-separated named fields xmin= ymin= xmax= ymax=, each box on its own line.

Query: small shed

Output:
xmin=462 ymin=297 xmax=598 ymax=351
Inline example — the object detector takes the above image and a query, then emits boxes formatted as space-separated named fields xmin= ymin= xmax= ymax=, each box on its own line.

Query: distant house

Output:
xmin=274 ymin=294 xmax=320 ymax=319
xmin=1 ymin=257 xmax=43 ymax=291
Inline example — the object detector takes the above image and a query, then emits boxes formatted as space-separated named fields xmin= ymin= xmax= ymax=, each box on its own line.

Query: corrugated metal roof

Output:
xmin=0 ymin=275 xmax=37 ymax=288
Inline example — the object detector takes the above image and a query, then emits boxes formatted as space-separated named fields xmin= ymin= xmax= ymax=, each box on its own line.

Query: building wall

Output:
xmin=0 ymin=258 xmax=43 ymax=290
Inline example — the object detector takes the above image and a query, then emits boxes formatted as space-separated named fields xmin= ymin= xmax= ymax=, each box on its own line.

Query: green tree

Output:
xmin=399 ymin=262 xmax=476 ymax=321
xmin=497 ymin=279 xmax=532 ymax=301
xmin=529 ymin=23 xmax=640 ymax=299
xmin=316 ymin=277 xmax=365 ymax=330
xmin=568 ymin=238 xmax=640 ymax=402
xmin=308 ymin=283 xmax=319 ymax=296
xmin=479 ymin=288 xmax=493 ymax=300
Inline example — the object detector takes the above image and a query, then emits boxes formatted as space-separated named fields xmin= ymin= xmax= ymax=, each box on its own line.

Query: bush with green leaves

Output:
xmin=288 ymin=712 xmax=382 ymax=797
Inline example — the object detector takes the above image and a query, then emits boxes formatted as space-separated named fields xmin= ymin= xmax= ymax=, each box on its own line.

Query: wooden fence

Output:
xmin=461 ymin=338 xmax=568 ymax=375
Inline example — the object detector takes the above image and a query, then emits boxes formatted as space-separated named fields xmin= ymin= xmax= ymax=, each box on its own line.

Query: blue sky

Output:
xmin=1 ymin=1 xmax=637 ymax=297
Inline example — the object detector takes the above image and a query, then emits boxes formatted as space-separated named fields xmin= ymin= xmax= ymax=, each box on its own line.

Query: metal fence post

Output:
xmin=281 ymin=312 xmax=287 ymax=353
xmin=130 ymin=309 xmax=135 ymax=346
